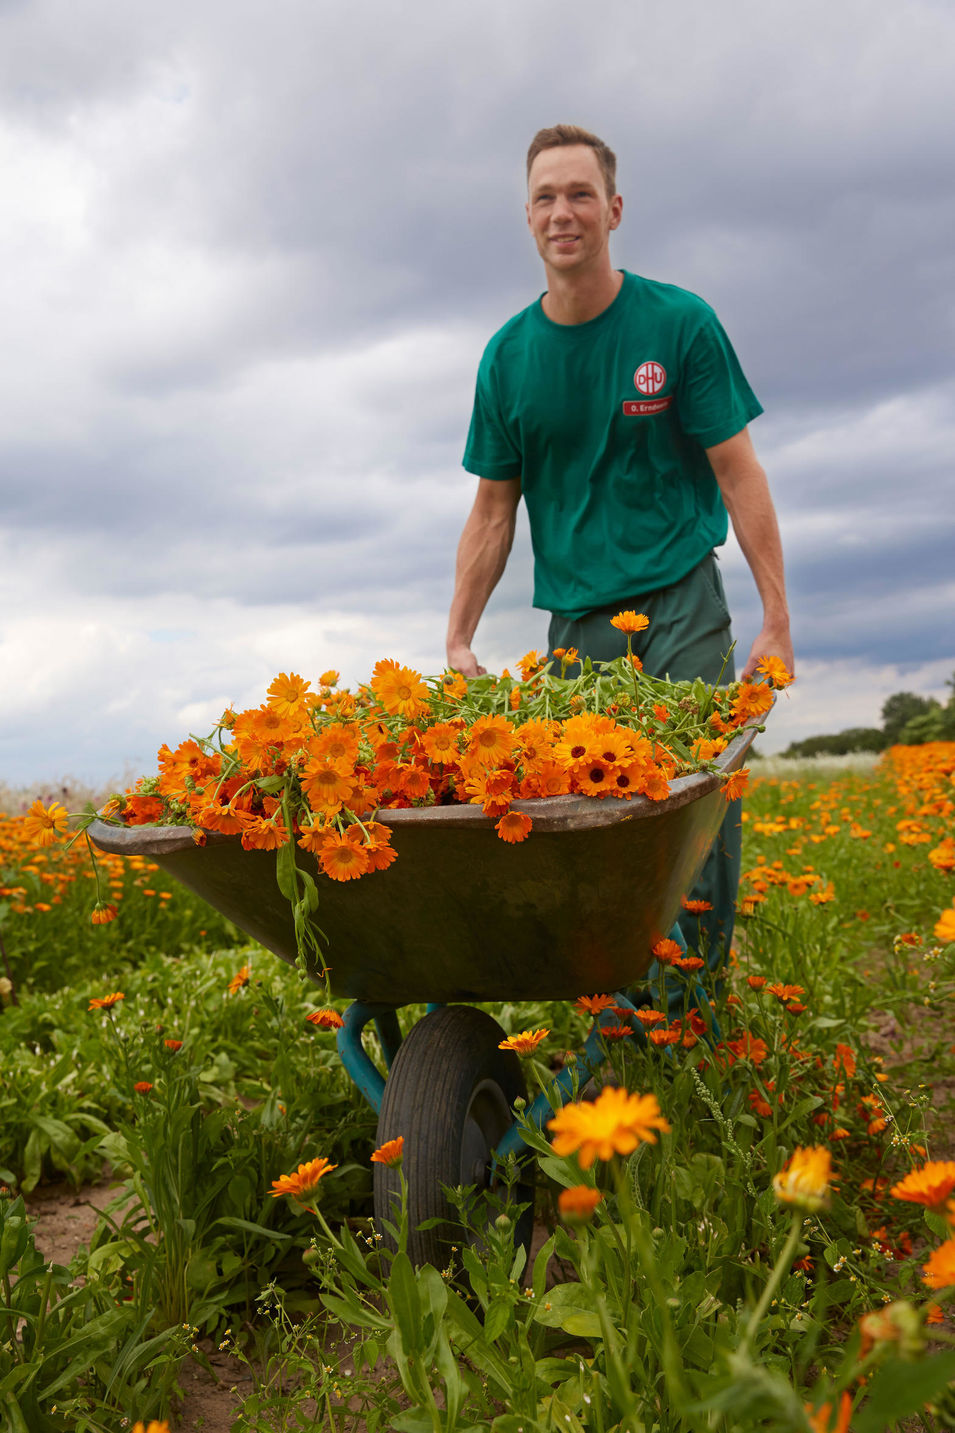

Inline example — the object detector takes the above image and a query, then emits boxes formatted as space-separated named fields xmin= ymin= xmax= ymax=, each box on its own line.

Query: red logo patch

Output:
xmin=634 ymin=361 xmax=667 ymax=396
xmin=622 ymin=397 xmax=673 ymax=416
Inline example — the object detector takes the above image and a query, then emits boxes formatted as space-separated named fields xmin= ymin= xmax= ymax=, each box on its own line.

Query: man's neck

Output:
xmin=541 ymin=266 xmax=624 ymax=326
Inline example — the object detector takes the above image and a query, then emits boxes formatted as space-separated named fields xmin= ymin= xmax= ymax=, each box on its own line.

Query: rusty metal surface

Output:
xmin=89 ymin=723 xmax=757 ymax=1004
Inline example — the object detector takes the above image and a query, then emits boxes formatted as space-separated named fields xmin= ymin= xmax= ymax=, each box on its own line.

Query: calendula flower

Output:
xmin=773 ymin=1146 xmax=832 ymax=1212
xmin=890 ymin=1161 xmax=955 ymax=1211
xmin=548 ymin=1086 xmax=671 ymax=1168
xmin=721 ymin=768 xmax=749 ymax=801
xmin=228 ymin=964 xmax=250 ymax=994
xmin=306 ymin=1007 xmax=344 ymax=1030
xmin=370 ymin=1136 xmax=404 ymax=1167
xmin=498 ymin=1027 xmax=549 ymax=1055
xmin=747 ymin=974 xmax=767 ymax=989
xmin=609 ymin=610 xmax=650 ymax=634
xmin=133 ymin=1081 xmax=153 ymax=1094
xmin=755 ymin=655 xmax=794 ymax=689
xmin=164 ymin=1039 xmax=183 ymax=1052
xmin=804 ymin=1392 xmax=851 ymax=1433
xmin=91 ymin=902 xmax=119 ymax=925
xmin=575 ymin=993 xmax=618 ymax=1016
xmin=132 ymin=1421 xmax=172 ymax=1433
xmin=651 ymin=937 xmax=683 ymax=965
xmin=496 ymin=809 xmax=533 ymax=844
xmin=88 ymin=991 xmax=125 ymax=1011
xmin=681 ymin=897 xmax=713 ymax=913
xmin=766 ymin=982 xmax=806 ymax=1002
xmin=922 ymin=1239 xmax=955 ymax=1291
xmin=558 ymin=1185 xmax=604 ymax=1220
xmin=267 ymin=671 xmax=312 ymax=717
xmin=271 ymin=1156 xmax=338 ymax=1202
xmin=370 ymin=658 xmax=429 ymax=718
xmin=319 ymin=831 xmax=370 ymax=882
xmin=22 ymin=799 xmax=69 ymax=846
xmin=935 ymin=906 xmax=955 ymax=945
xmin=634 ymin=1008 xmax=667 ymax=1027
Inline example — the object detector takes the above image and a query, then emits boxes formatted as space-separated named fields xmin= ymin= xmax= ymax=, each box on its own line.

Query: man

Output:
xmin=446 ymin=124 xmax=793 ymax=968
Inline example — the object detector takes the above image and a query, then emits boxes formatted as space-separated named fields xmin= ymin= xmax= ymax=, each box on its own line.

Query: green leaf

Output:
xmin=532 ymin=1282 xmax=602 ymax=1338
xmin=386 ymin=1250 xmax=423 ymax=1351
xmin=853 ymin=1353 xmax=955 ymax=1431
xmin=483 ymin=1296 xmax=513 ymax=1343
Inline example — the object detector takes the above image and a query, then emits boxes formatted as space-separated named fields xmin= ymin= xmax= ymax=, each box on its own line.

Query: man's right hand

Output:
xmin=446 ymin=642 xmax=486 ymax=678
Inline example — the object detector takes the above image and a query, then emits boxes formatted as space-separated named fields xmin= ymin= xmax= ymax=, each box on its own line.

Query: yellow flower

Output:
xmin=271 ymin=1157 xmax=338 ymax=1202
xmin=21 ymin=799 xmax=69 ymax=846
xmin=773 ymin=1146 xmax=832 ymax=1212
xmin=755 ymin=655 xmax=794 ymax=689
xmin=548 ymin=1086 xmax=671 ymax=1168
xmin=132 ymin=1422 xmax=172 ymax=1433
xmin=228 ymin=964 xmax=250 ymax=994
xmin=498 ymin=1027 xmax=549 ymax=1056
xmin=935 ymin=905 xmax=955 ymax=945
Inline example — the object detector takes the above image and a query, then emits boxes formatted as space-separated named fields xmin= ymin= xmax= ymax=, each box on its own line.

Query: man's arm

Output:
xmin=446 ymin=477 xmax=522 ymax=677
xmin=705 ymin=427 xmax=794 ymax=680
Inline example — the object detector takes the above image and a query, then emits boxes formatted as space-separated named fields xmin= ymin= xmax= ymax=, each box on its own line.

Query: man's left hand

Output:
xmin=741 ymin=623 xmax=795 ymax=681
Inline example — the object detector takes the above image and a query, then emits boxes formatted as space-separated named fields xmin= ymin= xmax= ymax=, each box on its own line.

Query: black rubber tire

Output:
xmin=373 ymin=1005 xmax=534 ymax=1270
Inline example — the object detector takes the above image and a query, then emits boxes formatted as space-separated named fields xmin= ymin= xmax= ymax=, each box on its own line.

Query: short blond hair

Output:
xmin=526 ymin=125 xmax=617 ymax=199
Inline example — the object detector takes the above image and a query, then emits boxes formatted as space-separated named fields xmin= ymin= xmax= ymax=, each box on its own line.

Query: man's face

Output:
xmin=525 ymin=145 xmax=622 ymax=276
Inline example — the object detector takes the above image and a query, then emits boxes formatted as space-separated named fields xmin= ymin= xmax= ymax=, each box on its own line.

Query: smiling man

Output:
xmin=446 ymin=123 xmax=793 ymax=967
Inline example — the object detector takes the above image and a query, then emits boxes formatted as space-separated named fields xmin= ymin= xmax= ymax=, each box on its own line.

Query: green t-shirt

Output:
xmin=462 ymin=270 xmax=762 ymax=619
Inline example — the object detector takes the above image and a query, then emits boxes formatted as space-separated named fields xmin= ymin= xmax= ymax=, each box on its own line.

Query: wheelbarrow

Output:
xmin=89 ymin=721 xmax=756 ymax=1266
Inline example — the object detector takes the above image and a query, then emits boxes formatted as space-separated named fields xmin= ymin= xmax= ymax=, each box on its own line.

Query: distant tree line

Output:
xmin=780 ymin=674 xmax=955 ymax=758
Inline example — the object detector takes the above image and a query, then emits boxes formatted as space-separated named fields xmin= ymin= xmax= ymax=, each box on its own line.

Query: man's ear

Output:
xmin=609 ymin=194 xmax=623 ymax=231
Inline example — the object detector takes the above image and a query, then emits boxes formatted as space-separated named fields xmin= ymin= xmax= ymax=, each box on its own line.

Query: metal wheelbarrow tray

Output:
xmin=88 ymin=724 xmax=755 ymax=1005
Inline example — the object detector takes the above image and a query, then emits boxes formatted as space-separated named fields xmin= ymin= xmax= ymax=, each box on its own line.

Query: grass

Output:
xmin=0 ymin=747 xmax=953 ymax=1430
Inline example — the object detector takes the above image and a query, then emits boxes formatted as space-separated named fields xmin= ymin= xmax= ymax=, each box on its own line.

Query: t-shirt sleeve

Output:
xmin=462 ymin=348 xmax=523 ymax=480
xmin=676 ymin=309 xmax=764 ymax=449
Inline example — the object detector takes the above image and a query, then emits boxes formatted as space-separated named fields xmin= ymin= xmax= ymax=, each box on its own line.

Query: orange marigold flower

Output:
xmin=609 ymin=610 xmax=650 ymax=634
xmin=133 ymin=1081 xmax=153 ymax=1094
xmin=558 ymin=1185 xmax=604 ymax=1220
xmin=651 ymin=937 xmax=683 ymax=965
xmin=766 ymin=982 xmax=806 ymax=1002
xmin=132 ymin=1421 xmax=172 ymax=1433
xmin=773 ymin=1146 xmax=832 ymax=1212
xmin=786 ymin=1001 xmax=807 ymax=1015
xmin=228 ymin=964 xmax=250 ymax=994
xmin=805 ymin=1392 xmax=851 ymax=1433
xmin=681 ymin=897 xmax=713 ymax=913
xmin=890 ymin=1161 xmax=955 ymax=1211
xmin=575 ymin=993 xmax=618 ymax=1016
xmin=634 ymin=1009 xmax=667 ymax=1027
xmin=649 ymin=1027 xmax=682 ymax=1047
xmin=91 ymin=902 xmax=119 ymax=925
xmin=371 ymin=658 xmax=430 ymax=718
xmin=267 ymin=671 xmax=312 ymax=716
xmin=306 ymin=1007 xmax=344 ymax=1030
xmin=88 ymin=991 xmax=125 ymax=1011
xmin=673 ymin=955 xmax=705 ymax=972
xmin=747 ymin=975 xmax=767 ymax=989
xmin=600 ymin=1023 xmax=633 ymax=1042
xmin=928 ymin=837 xmax=955 ymax=874
xmin=466 ymin=714 xmax=515 ymax=767
xmin=721 ymin=768 xmax=749 ymax=801
xmin=548 ymin=1086 xmax=671 ymax=1168
xmin=164 ymin=1039 xmax=183 ymax=1051
xmin=271 ymin=1156 xmax=338 ymax=1202
xmin=22 ymin=799 xmax=70 ymax=847
xmin=319 ymin=831 xmax=370 ymax=882
xmin=935 ymin=906 xmax=955 ymax=945
xmin=371 ymin=1136 xmax=404 ymax=1167
xmin=724 ymin=1034 xmax=769 ymax=1066
xmin=498 ymin=1027 xmax=549 ymax=1056
xmin=833 ymin=1043 xmax=856 ymax=1077
xmin=755 ymin=656 xmax=794 ymax=689
xmin=319 ymin=669 xmax=339 ymax=687
xmin=496 ymin=809 xmax=533 ymax=844
xmin=922 ymin=1239 xmax=955 ymax=1291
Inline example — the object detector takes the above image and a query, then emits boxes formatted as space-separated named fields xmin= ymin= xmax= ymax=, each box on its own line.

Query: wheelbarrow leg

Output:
xmin=336 ymin=1001 xmax=404 ymax=1114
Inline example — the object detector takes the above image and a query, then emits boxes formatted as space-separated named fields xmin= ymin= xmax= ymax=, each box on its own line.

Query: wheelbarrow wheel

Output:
xmin=373 ymin=1004 xmax=534 ymax=1271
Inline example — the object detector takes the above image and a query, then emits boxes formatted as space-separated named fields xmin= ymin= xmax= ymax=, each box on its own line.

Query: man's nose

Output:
xmin=551 ymin=194 xmax=573 ymax=222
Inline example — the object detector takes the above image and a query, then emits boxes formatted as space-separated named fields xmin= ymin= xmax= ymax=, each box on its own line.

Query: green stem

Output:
xmin=739 ymin=1211 xmax=802 ymax=1358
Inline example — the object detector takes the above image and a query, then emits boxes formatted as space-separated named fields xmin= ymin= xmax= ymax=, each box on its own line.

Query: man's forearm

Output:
xmin=446 ymin=482 xmax=519 ymax=669
xmin=707 ymin=429 xmax=793 ymax=675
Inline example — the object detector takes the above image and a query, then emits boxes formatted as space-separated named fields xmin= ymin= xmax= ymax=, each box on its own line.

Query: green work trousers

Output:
xmin=546 ymin=551 xmax=742 ymax=979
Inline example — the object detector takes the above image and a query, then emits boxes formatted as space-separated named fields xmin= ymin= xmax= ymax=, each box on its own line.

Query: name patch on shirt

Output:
xmin=622 ymin=397 xmax=673 ymax=416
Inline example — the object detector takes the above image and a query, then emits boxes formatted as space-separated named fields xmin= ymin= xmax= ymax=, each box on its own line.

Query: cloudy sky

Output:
xmin=2 ymin=0 xmax=953 ymax=788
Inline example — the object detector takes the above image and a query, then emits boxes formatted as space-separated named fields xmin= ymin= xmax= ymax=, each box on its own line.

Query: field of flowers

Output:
xmin=1 ymin=734 xmax=954 ymax=1431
